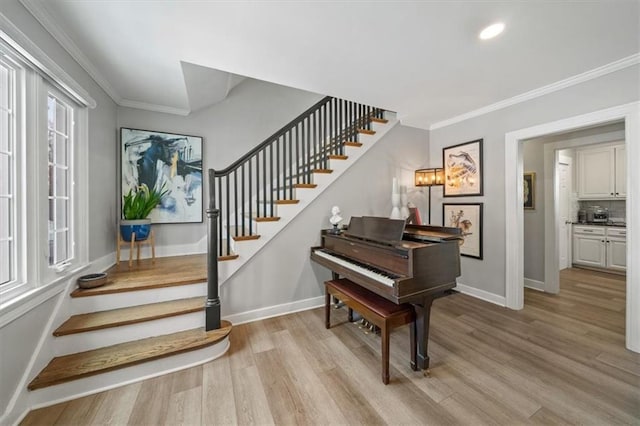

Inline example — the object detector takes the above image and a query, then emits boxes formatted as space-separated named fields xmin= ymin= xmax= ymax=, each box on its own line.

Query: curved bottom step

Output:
xmin=28 ymin=335 xmax=231 ymax=410
xmin=29 ymin=322 xmax=232 ymax=390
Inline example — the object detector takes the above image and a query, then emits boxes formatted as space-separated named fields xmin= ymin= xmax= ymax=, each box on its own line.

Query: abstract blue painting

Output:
xmin=121 ymin=127 xmax=203 ymax=224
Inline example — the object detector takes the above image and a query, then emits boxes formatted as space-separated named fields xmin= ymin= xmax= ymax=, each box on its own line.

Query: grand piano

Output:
xmin=310 ymin=216 xmax=462 ymax=372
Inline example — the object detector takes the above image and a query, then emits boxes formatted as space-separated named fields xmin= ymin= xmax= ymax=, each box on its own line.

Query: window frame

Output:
xmin=0 ymin=43 xmax=90 ymax=308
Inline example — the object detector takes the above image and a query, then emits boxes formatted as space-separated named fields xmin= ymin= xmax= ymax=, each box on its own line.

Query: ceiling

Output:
xmin=21 ymin=0 xmax=640 ymax=128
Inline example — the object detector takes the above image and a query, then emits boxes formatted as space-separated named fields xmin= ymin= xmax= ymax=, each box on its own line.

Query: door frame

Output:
xmin=557 ymin=154 xmax=572 ymax=271
xmin=504 ymin=101 xmax=639 ymax=352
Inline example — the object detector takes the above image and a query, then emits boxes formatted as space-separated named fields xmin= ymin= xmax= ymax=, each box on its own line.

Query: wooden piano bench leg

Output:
xmin=325 ymin=289 xmax=331 ymax=329
xmin=382 ymin=324 xmax=390 ymax=385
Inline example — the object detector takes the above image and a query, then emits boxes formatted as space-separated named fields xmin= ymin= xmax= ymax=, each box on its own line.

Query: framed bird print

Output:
xmin=443 ymin=203 xmax=483 ymax=259
xmin=443 ymin=139 xmax=483 ymax=197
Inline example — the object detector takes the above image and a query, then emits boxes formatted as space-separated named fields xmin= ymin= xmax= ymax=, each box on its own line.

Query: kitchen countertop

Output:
xmin=572 ymin=222 xmax=626 ymax=228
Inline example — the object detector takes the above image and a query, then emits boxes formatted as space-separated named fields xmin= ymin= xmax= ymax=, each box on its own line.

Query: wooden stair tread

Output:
xmin=232 ymin=234 xmax=261 ymax=242
xmin=274 ymin=199 xmax=300 ymax=205
xmin=345 ymin=141 xmax=363 ymax=147
xmin=371 ymin=117 xmax=388 ymax=124
xmin=218 ymin=254 xmax=240 ymax=261
xmin=54 ymin=297 xmax=205 ymax=336
xmin=358 ymin=128 xmax=376 ymax=135
xmin=254 ymin=216 xmax=281 ymax=222
xmin=28 ymin=322 xmax=232 ymax=390
xmin=328 ymin=154 xmax=348 ymax=160
xmin=312 ymin=169 xmax=333 ymax=174
xmin=71 ymin=255 xmax=206 ymax=297
xmin=293 ymin=183 xmax=317 ymax=189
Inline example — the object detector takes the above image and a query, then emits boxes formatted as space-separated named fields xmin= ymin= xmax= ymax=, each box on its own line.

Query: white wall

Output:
xmin=117 ymin=80 xmax=324 ymax=248
xmin=0 ymin=0 xmax=118 ymax=421
xmin=429 ymin=65 xmax=639 ymax=298
xmin=220 ymin=124 xmax=429 ymax=317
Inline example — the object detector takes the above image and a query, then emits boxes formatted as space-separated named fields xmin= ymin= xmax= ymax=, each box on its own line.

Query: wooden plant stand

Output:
xmin=116 ymin=229 xmax=156 ymax=267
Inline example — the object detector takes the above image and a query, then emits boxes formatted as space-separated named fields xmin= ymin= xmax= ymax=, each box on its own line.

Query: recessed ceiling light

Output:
xmin=479 ymin=22 xmax=505 ymax=40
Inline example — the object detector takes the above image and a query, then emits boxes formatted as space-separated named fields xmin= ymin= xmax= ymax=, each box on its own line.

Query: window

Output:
xmin=0 ymin=56 xmax=16 ymax=286
xmin=47 ymin=93 xmax=74 ymax=267
xmin=0 ymin=39 xmax=90 ymax=307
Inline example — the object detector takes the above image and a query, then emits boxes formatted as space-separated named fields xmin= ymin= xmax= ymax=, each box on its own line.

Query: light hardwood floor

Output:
xmin=22 ymin=268 xmax=639 ymax=425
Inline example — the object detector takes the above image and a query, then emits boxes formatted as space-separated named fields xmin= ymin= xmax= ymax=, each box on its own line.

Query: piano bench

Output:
xmin=325 ymin=278 xmax=416 ymax=385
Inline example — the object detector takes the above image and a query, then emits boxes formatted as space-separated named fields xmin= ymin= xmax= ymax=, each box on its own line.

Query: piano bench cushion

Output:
xmin=325 ymin=278 xmax=414 ymax=319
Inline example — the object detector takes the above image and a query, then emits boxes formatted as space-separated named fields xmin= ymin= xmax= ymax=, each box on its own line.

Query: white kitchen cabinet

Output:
xmin=606 ymin=228 xmax=627 ymax=271
xmin=572 ymin=225 xmax=626 ymax=272
xmin=577 ymin=143 xmax=625 ymax=199
xmin=573 ymin=226 xmax=606 ymax=268
xmin=614 ymin=145 xmax=626 ymax=198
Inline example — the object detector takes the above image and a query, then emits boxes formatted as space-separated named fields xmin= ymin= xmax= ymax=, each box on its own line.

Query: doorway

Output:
xmin=504 ymin=102 xmax=639 ymax=353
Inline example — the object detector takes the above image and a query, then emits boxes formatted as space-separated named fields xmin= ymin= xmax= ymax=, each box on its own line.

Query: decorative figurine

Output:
xmin=329 ymin=206 xmax=343 ymax=234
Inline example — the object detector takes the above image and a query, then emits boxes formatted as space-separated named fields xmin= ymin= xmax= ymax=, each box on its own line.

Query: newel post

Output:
xmin=205 ymin=169 xmax=221 ymax=331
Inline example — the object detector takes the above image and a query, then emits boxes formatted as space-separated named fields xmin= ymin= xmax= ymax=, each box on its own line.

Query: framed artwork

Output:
xmin=523 ymin=172 xmax=535 ymax=210
xmin=443 ymin=203 xmax=483 ymax=259
xmin=443 ymin=138 xmax=483 ymax=197
xmin=121 ymin=127 xmax=203 ymax=224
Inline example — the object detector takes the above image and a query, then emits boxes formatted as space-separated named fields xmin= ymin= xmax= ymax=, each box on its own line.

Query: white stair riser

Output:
xmin=70 ymin=282 xmax=207 ymax=314
xmin=29 ymin=338 xmax=230 ymax=411
xmin=53 ymin=311 xmax=204 ymax=356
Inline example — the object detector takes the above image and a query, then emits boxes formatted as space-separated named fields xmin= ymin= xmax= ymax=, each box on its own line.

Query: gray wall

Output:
xmin=0 ymin=0 xmax=117 ymax=420
xmin=523 ymin=140 xmax=545 ymax=282
xmin=117 ymin=80 xmax=324 ymax=248
xmin=220 ymin=124 xmax=429 ymax=316
xmin=429 ymin=65 xmax=639 ymax=297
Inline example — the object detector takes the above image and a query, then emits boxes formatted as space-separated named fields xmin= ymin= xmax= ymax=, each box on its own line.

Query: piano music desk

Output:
xmin=325 ymin=278 xmax=416 ymax=385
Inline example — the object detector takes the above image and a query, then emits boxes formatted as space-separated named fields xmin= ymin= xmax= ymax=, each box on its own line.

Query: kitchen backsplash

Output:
xmin=579 ymin=200 xmax=626 ymax=221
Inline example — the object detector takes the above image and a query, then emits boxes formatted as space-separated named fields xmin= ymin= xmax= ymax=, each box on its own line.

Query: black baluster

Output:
xmin=234 ymin=169 xmax=239 ymax=238
xmin=248 ymin=158 xmax=253 ymax=235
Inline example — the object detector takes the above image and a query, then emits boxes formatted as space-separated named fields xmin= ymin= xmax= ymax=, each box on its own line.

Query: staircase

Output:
xmin=26 ymin=97 xmax=396 ymax=406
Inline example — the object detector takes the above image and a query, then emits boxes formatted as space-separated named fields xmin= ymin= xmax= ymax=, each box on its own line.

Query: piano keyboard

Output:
xmin=313 ymin=249 xmax=397 ymax=287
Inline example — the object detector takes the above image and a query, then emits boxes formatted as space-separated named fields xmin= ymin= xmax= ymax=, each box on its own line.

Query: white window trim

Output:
xmin=0 ymin=11 xmax=96 ymax=109
xmin=0 ymin=33 xmax=90 ymax=315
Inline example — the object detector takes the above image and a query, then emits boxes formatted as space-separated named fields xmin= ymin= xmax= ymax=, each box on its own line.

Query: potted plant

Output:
xmin=120 ymin=184 xmax=167 ymax=242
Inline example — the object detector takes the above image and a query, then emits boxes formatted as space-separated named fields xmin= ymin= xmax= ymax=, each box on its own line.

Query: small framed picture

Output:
xmin=443 ymin=139 xmax=483 ymax=197
xmin=443 ymin=203 xmax=483 ymax=259
xmin=523 ymin=172 xmax=535 ymax=210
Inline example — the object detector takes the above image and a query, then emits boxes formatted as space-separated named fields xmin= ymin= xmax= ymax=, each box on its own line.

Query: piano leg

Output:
xmin=412 ymin=296 xmax=435 ymax=372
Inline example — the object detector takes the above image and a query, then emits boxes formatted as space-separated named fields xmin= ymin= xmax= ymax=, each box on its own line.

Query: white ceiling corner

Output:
xmin=18 ymin=0 xmax=122 ymax=105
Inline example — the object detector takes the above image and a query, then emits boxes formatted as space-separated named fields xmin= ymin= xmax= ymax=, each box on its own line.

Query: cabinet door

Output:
xmin=606 ymin=238 xmax=626 ymax=271
xmin=573 ymin=234 xmax=606 ymax=267
xmin=577 ymin=147 xmax=615 ymax=199
xmin=615 ymin=145 xmax=626 ymax=198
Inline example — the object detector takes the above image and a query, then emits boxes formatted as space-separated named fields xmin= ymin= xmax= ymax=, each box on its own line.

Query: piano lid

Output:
xmin=343 ymin=216 xmax=406 ymax=244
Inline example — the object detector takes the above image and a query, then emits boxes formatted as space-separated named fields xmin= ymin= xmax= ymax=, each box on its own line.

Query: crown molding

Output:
xmin=119 ymin=98 xmax=191 ymax=116
xmin=429 ymin=53 xmax=640 ymax=131
xmin=19 ymin=0 xmax=122 ymax=104
xmin=0 ymin=11 xmax=96 ymax=108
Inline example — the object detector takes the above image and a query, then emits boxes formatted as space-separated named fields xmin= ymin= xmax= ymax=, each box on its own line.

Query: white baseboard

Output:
xmin=454 ymin=282 xmax=506 ymax=307
xmin=223 ymin=295 xmax=325 ymax=325
xmin=524 ymin=278 xmax=545 ymax=292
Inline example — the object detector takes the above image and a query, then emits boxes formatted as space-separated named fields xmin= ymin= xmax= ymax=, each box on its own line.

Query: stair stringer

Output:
xmin=217 ymin=116 xmax=399 ymax=286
